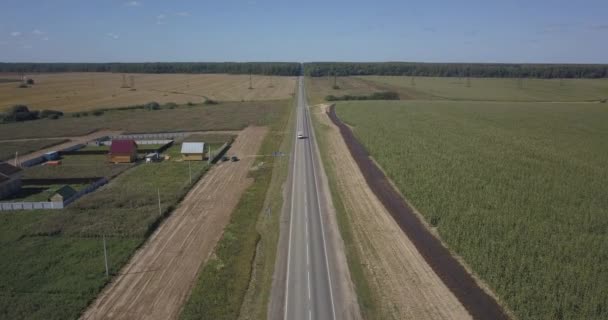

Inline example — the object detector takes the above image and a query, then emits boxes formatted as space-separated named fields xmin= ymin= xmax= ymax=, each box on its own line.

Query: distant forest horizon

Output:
xmin=1 ymin=62 xmax=608 ymax=78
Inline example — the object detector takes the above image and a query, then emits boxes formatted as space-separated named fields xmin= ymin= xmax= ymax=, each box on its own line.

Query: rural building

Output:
xmin=109 ymin=140 xmax=138 ymax=163
xmin=49 ymin=185 xmax=77 ymax=203
xmin=0 ymin=162 xmax=23 ymax=200
xmin=44 ymin=151 xmax=59 ymax=161
xmin=181 ymin=142 xmax=206 ymax=161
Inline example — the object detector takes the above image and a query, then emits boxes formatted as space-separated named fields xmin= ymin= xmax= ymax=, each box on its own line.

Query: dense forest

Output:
xmin=0 ymin=62 xmax=301 ymax=76
xmin=303 ymin=62 xmax=608 ymax=78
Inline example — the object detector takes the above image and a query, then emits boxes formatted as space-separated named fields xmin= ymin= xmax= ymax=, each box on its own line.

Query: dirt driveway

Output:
xmin=313 ymin=104 xmax=472 ymax=320
xmin=80 ymin=126 xmax=268 ymax=320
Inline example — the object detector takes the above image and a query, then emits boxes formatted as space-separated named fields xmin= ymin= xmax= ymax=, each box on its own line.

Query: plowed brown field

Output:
xmin=1 ymin=73 xmax=296 ymax=112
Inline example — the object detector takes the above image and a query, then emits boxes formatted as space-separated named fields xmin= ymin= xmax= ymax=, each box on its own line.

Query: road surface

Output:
xmin=283 ymin=78 xmax=337 ymax=320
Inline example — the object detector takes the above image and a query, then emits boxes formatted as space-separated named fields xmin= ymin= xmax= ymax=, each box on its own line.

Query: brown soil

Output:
xmin=325 ymin=104 xmax=508 ymax=319
xmin=0 ymin=73 xmax=296 ymax=112
xmin=80 ymin=126 xmax=268 ymax=320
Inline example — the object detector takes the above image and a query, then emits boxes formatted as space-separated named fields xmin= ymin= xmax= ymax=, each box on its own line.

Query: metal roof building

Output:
xmin=181 ymin=142 xmax=206 ymax=161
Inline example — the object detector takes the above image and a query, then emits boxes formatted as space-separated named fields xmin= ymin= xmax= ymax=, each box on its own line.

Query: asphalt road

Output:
xmin=283 ymin=78 xmax=336 ymax=320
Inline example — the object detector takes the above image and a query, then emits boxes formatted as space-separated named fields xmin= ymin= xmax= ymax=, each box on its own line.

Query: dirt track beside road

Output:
xmin=314 ymin=104 xmax=473 ymax=319
xmin=80 ymin=126 xmax=268 ymax=320
xmin=325 ymin=104 xmax=507 ymax=319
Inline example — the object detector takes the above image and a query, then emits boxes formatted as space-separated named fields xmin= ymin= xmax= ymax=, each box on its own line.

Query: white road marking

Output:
xmin=304 ymin=94 xmax=337 ymax=320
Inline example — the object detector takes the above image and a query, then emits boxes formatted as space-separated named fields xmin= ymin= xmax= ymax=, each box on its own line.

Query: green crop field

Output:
xmin=0 ymin=100 xmax=287 ymax=140
xmin=306 ymin=76 xmax=608 ymax=104
xmin=335 ymin=100 xmax=608 ymax=320
xmin=0 ymin=139 xmax=68 ymax=161
xmin=359 ymin=76 xmax=608 ymax=102
xmin=0 ymin=144 xmax=210 ymax=319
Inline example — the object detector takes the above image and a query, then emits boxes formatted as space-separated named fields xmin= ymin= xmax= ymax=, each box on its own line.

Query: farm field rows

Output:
xmin=359 ymin=76 xmax=608 ymax=102
xmin=335 ymin=100 xmax=608 ymax=319
xmin=0 ymin=143 xmax=212 ymax=320
xmin=0 ymin=100 xmax=287 ymax=140
xmin=305 ymin=76 xmax=608 ymax=103
xmin=0 ymin=73 xmax=296 ymax=112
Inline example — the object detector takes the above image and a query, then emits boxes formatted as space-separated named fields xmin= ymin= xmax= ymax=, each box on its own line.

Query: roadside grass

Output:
xmin=310 ymin=105 xmax=378 ymax=319
xmin=237 ymin=96 xmax=295 ymax=319
xmin=0 ymin=139 xmax=68 ymax=161
xmin=335 ymin=100 xmax=608 ymax=320
xmin=358 ymin=76 xmax=608 ymax=102
xmin=0 ymin=144 xmax=211 ymax=319
xmin=180 ymin=101 xmax=291 ymax=320
xmin=0 ymin=100 xmax=288 ymax=140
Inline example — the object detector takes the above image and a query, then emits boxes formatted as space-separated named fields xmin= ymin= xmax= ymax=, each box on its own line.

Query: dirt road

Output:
xmin=314 ymin=104 xmax=473 ymax=320
xmin=80 ymin=126 xmax=268 ymax=320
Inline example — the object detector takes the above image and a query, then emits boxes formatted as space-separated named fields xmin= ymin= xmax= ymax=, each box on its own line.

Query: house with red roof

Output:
xmin=109 ymin=139 xmax=138 ymax=163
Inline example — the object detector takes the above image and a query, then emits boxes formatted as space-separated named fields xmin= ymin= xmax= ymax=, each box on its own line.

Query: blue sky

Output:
xmin=1 ymin=0 xmax=607 ymax=63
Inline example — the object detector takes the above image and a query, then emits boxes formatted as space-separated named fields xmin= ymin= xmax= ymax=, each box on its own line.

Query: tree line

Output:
xmin=0 ymin=62 xmax=302 ymax=76
xmin=303 ymin=62 xmax=608 ymax=78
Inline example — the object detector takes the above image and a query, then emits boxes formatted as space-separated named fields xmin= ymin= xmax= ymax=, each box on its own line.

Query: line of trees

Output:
xmin=0 ymin=62 xmax=302 ymax=76
xmin=303 ymin=62 xmax=608 ymax=78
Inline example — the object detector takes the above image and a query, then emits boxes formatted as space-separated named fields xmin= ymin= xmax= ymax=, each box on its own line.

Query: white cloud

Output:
xmin=43 ymin=37 xmax=49 ymax=41
xmin=32 ymin=29 xmax=45 ymax=35
xmin=106 ymin=33 xmax=120 ymax=39
xmin=124 ymin=1 xmax=141 ymax=6
xmin=156 ymin=14 xmax=167 ymax=25
xmin=10 ymin=31 xmax=21 ymax=37
xmin=175 ymin=11 xmax=190 ymax=17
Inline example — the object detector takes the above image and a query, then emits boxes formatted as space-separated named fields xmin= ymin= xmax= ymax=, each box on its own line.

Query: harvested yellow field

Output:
xmin=0 ymin=73 xmax=296 ymax=112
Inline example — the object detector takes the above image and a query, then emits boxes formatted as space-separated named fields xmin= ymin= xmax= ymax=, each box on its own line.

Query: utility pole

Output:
xmin=208 ymin=145 xmax=212 ymax=165
xmin=103 ymin=235 xmax=109 ymax=277
xmin=411 ymin=76 xmax=416 ymax=87
xmin=157 ymin=188 xmax=162 ymax=217
xmin=188 ymin=161 xmax=192 ymax=184
xmin=249 ymin=72 xmax=253 ymax=90
xmin=14 ymin=152 xmax=18 ymax=167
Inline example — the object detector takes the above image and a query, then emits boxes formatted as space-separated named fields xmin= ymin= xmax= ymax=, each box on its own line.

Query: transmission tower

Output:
xmin=248 ymin=72 xmax=253 ymax=90
xmin=130 ymin=76 xmax=135 ymax=89
xmin=411 ymin=76 xmax=416 ymax=87
xmin=466 ymin=77 xmax=471 ymax=88
xmin=121 ymin=74 xmax=128 ymax=88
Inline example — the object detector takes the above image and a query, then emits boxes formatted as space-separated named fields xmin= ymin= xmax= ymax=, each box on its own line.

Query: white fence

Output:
xmin=110 ymin=132 xmax=190 ymax=140
xmin=99 ymin=139 xmax=173 ymax=146
xmin=0 ymin=177 xmax=108 ymax=212
xmin=1 ymin=201 xmax=64 ymax=210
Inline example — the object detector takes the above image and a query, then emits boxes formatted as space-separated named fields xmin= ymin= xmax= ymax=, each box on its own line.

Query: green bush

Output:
xmin=325 ymin=91 xmax=399 ymax=101
xmin=145 ymin=102 xmax=161 ymax=110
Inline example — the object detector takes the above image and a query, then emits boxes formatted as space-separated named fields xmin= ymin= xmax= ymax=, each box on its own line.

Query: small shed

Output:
xmin=109 ymin=139 xmax=138 ymax=163
xmin=49 ymin=185 xmax=77 ymax=202
xmin=181 ymin=142 xmax=206 ymax=161
xmin=0 ymin=162 xmax=23 ymax=200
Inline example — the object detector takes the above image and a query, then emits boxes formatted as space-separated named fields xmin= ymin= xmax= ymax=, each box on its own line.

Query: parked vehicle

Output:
xmin=231 ymin=156 xmax=239 ymax=162
xmin=297 ymin=131 xmax=305 ymax=139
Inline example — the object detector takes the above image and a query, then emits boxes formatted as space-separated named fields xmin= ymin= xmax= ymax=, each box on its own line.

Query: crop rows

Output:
xmin=336 ymin=100 xmax=608 ymax=320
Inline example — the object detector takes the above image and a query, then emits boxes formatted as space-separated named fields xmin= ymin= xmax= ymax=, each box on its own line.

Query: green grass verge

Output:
xmin=310 ymin=105 xmax=378 ymax=319
xmin=335 ymin=100 xmax=608 ymax=320
xmin=180 ymin=100 xmax=291 ymax=320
